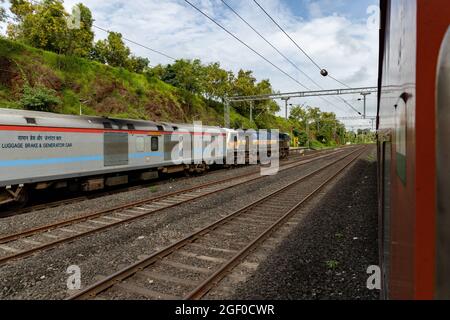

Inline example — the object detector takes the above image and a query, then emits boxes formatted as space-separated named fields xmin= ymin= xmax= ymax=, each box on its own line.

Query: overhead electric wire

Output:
xmin=328 ymin=75 xmax=352 ymax=89
xmin=253 ymin=0 xmax=322 ymax=71
xmin=6 ymin=1 xmax=360 ymax=116
xmin=183 ymin=0 xmax=310 ymax=91
xmin=220 ymin=0 xmax=320 ymax=90
xmin=219 ymin=0 xmax=351 ymax=115
xmin=93 ymin=25 xmax=176 ymax=61
xmin=253 ymin=0 xmax=353 ymax=89
xmin=184 ymin=0 xmax=360 ymax=114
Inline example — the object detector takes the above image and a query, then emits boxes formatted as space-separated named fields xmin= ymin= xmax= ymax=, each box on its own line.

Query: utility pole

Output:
xmin=306 ymin=120 xmax=310 ymax=150
xmin=79 ymin=99 xmax=90 ymax=116
xmin=334 ymin=122 xmax=337 ymax=143
xmin=359 ymin=92 xmax=371 ymax=119
xmin=281 ymin=97 xmax=291 ymax=120
xmin=225 ymin=99 xmax=230 ymax=128
xmin=249 ymin=101 xmax=253 ymax=123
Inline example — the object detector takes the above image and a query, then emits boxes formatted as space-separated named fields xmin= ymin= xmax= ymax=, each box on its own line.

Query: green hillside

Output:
xmin=0 ymin=37 xmax=363 ymax=147
xmin=0 ymin=38 xmax=256 ymax=128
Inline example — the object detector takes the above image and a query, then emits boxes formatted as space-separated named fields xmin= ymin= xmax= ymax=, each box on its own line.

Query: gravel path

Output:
xmin=233 ymin=146 xmax=379 ymax=300
xmin=0 ymin=149 xmax=348 ymax=299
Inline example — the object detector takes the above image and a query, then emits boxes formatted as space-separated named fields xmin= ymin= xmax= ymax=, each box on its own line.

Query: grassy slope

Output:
xmin=0 ymin=38 xmax=260 ymax=128
xmin=1 ymin=39 xmax=321 ymax=147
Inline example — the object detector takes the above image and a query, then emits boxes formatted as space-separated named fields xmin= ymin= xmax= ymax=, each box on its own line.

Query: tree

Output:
xmin=289 ymin=105 xmax=308 ymax=128
xmin=0 ymin=1 xmax=7 ymax=26
xmin=159 ymin=59 xmax=205 ymax=94
xmin=231 ymin=70 xmax=277 ymax=117
xmin=289 ymin=104 xmax=347 ymax=145
xmin=127 ymin=55 xmax=150 ymax=74
xmin=7 ymin=1 xmax=94 ymax=56
xmin=203 ymin=62 xmax=233 ymax=102
xmin=9 ymin=0 xmax=69 ymax=54
xmin=232 ymin=70 xmax=257 ymax=97
xmin=7 ymin=1 xmax=153 ymax=69
xmin=65 ymin=3 xmax=94 ymax=58
xmin=92 ymin=32 xmax=131 ymax=68
xmin=293 ymin=130 xmax=309 ymax=147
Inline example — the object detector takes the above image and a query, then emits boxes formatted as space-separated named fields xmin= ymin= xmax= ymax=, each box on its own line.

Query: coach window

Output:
xmin=151 ymin=137 xmax=159 ymax=151
xmin=136 ymin=137 xmax=145 ymax=152
xmin=25 ymin=117 xmax=36 ymax=124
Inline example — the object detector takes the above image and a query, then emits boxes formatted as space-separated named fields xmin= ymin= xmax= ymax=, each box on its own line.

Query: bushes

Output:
xmin=20 ymin=86 xmax=61 ymax=112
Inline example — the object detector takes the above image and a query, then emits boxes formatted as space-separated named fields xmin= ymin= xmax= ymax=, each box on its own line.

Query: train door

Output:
xmin=436 ymin=27 xmax=450 ymax=299
xmin=136 ymin=135 xmax=145 ymax=154
xmin=143 ymin=135 xmax=161 ymax=164
xmin=104 ymin=131 xmax=129 ymax=167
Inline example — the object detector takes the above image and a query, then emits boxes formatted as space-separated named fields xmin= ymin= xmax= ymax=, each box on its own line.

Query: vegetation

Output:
xmin=289 ymin=105 xmax=347 ymax=147
xmin=0 ymin=0 xmax=374 ymax=146
xmin=0 ymin=37 xmax=249 ymax=126
xmin=91 ymin=32 xmax=149 ymax=73
xmin=7 ymin=0 xmax=147 ymax=72
xmin=346 ymin=129 xmax=376 ymax=145
xmin=8 ymin=1 xmax=94 ymax=58
xmin=20 ymin=85 xmax=61 ymax=111
xmin=325 ymin=260 xmax=340 ymax=270
xmin=0 ymin=1 xmax=6 ymax=25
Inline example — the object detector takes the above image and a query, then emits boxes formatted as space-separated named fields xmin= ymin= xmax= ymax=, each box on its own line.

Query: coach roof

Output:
xmin=0 ymin=108 xmax=166 ymax=131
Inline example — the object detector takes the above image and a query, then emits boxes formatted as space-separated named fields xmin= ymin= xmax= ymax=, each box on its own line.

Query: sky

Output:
xmin=1 ymin=0 xmax=380 ymax=130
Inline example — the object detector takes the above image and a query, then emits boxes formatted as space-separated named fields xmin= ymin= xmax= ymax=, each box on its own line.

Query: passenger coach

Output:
xmin=0 ymin=108 xmax=230 ymax=206
xmin=0 ymin=108 xmax=288 ymax=208
xmin=378 ymin=0 xmax=450 ymax=299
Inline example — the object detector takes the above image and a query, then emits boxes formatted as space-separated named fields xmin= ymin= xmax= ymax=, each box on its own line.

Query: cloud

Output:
xmin=307 ymin=1 xmax=323 ymax=18
xmin=2 ymin=0 xmax=379 ymax=127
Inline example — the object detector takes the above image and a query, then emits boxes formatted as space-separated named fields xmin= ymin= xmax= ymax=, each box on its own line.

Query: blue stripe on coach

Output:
xmin=0 ymin=152 xmax=164 ymax=167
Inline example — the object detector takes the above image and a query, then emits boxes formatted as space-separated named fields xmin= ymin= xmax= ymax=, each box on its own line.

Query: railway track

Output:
xmin=68 ymin=146 xmax=366 ymax=300
xmin=0 ymin=149 xmax=330 ymax=218
xmin=0 ymin=147 xmax=354 ymax=265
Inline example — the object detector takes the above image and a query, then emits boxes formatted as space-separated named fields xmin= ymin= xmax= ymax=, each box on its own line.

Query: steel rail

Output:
xmin=67 ymin=146 xmax=364 ymax=300
xmin=0 ymin=148 xmax=352 ymax=265
xmin=185 ymin=147 xmax=367 ymax=299
xmin=0 ymin=151 xmax=314 ymax=218
xmin=0 ymin=148 xmax=341 ymax=244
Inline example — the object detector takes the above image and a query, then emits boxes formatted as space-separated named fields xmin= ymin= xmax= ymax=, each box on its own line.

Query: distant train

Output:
xmin=377 ymin=0 xmax=450 ymax=299
xmin=0 ymin=108 xmax=290 ymax=207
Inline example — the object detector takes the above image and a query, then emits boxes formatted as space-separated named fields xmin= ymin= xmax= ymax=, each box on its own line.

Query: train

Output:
xmin=0 ymin=108 xmax=290 ymax=208
xmin=377 ymin=0 xmax=450 ymax=299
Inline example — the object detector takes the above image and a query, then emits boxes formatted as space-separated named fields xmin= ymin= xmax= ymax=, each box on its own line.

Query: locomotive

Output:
xmin=0 ymin=108 xmax=290 ymax=208
xmin=377 ymin=0 xmax=450 ymax=299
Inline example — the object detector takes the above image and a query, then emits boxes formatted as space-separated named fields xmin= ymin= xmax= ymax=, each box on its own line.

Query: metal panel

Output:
xmin=379 ymin=0 xmax=417 ymax=299
xmin=382 ymin=141 xmax=392 ymax=299
xmin=436 ymin=27 xmax=450 ymax=300
xmin=164 ymin=134 xmax=181 ymax=161
xmin=104 ymin=132 xmax=129 ymax=167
